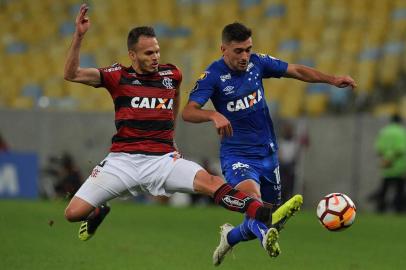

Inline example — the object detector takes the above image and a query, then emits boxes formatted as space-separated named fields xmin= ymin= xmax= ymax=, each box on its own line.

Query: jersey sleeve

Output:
xmin=96 ymin=63 xmax=122 ymax=91
xmin=173 ymin=66 xmax=183 ymax=88
xmin=256 ymin=53 xmax=288 ymax=79
xmin=188 ymin=71 xmax=215 ymax=106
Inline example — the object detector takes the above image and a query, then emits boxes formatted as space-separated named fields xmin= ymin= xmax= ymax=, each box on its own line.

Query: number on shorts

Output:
xmin=274 ymin=166 xmax=280 ymax=185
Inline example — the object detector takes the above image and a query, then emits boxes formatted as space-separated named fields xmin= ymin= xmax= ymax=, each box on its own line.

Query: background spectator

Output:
xmin=371 ymin=114 xmax=406 ymax=213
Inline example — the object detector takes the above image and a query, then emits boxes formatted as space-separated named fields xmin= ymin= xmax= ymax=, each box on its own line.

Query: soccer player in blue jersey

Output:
xmin=182 ymin=22 xmax=356 ymax=265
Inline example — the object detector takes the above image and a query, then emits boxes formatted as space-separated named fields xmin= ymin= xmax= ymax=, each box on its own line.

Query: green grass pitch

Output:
xmin=0 ymin=199 xmax=405 ymax=270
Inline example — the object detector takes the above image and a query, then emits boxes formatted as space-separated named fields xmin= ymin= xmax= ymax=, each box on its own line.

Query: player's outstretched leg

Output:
xmin=78 ymin=203 xmax=111 ymax=241
xmin=270 ymin=194 xmax=303 ymax=231
xmin=213 ymin=223 xmax=234 ymax=266
xmin=262 ymin=227 xmax=280 ymax=257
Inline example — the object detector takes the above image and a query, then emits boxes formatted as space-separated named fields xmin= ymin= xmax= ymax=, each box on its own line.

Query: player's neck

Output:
xmin=223 ymin=58 xmax=235 ymax=71
xmin=132 ymin=65 xmax=145 ymax=75
xmin=131 ymin=64 xmax=156 ymax=75
xmin=222 ymin=57 xmax=245 ymax=73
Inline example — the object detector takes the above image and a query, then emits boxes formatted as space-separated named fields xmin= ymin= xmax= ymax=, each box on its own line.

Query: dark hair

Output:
xmin=222 ymin=22 xmax=252 ymax=43
xmin=127 ymin=26 xmax=156 ymax=50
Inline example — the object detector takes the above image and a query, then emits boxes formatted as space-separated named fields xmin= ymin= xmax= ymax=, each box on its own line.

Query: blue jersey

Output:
xmin=188 ymin=53 xmax=288 ymax=159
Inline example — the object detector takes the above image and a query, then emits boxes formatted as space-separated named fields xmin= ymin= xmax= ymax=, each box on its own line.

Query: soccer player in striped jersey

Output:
xmin=63 ymin=4 xmax=291 ymax=246
xmin=182 ymin=22 xmax=356 ymax=265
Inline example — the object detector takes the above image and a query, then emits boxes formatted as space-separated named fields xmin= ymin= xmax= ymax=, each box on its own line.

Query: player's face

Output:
xmin=129 ymin=36 xmax=160 ymax=74
xmin=221 ymin=37 xmax=252 ymax=72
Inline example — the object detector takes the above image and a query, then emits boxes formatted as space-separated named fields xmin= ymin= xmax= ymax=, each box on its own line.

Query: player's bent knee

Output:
xmin=64 ymin=196 xmax=95 ymax=222
xmin=64 ymin=202 xmax=93 ymax=222
xmin=65 ymin=206 xmax=92 ymax=222
xmin=240 ymin=188 xmax=261 ymax=200
xmin=64 ymin=207 xmax=79 ymax=222
xmin=245 ymin=191 xmax=261 ymax=200
xmin=235 ymin=180 xmax=261 ymax=200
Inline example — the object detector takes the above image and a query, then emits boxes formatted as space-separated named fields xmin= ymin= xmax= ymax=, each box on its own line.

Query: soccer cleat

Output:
xmin=213 ymin=223 xmax=234 ymax=266
xmin=78 ymin=203 xmax=110 ymax=241
xmin=262 ymin=227 xmax=280 ymax=257
xmin=271 ymin=194 xmax=303 ymax=231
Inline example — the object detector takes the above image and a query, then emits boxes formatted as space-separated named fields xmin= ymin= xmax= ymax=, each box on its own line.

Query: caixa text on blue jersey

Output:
xmin=226 ymin=89 xmax=263 ymax=112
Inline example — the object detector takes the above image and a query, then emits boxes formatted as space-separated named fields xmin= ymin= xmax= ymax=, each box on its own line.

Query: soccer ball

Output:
xmin=316 ymin=193 xmax=356 ymax=231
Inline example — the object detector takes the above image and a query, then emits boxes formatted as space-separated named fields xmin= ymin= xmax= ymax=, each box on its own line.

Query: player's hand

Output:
xmin=210 ymin=112 xmax=233 ymax=138
xmin=173 ymin=141 xmax=183 ymax=158
xmin=332 ymin=75 xmax=357 ymax=89
xmin=75 ymin=4 xmax=90 ymax=37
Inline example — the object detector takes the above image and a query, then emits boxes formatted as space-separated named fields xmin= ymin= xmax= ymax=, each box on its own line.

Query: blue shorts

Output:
xmin=221 ymin=152 xmax=281 ymax=205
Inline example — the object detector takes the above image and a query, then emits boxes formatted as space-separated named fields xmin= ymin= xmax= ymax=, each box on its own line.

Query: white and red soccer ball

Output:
xmin=316 ymin=193 xmax=356 ymax=231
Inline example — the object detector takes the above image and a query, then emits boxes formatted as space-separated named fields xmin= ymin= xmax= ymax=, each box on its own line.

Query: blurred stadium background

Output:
xmin=1 ymin=0 xmax=406 ymax=114
xmin=1 ymin=0 xmax=406 ymax=269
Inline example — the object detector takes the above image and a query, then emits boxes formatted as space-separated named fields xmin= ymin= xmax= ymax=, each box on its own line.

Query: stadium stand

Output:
xmin=0 ymin=0 xmax=405 ymax=117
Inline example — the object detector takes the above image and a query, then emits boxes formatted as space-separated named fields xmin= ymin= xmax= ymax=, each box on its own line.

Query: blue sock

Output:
xmin=244 ymin=217 xmax=269 ymax=246
xmin=227 ymin=217 xmax=256 ymax=246
xmin=227 ymin=216 xmax=269 ymax=246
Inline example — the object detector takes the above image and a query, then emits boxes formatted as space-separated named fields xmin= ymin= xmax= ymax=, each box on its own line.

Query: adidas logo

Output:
xmin=132 ymin=80 xmax=142 ymax=85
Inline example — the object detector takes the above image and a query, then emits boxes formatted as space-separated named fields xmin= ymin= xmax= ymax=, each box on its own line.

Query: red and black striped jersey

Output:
xmin=97 ymin=63 xmax=181 ymax=155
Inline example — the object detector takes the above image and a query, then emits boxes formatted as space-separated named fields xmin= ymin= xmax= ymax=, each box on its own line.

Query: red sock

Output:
xmin=213 ymin=184 xmax=271 ymax=222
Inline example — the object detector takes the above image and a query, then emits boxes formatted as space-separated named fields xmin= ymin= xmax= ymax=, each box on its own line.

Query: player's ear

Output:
xmin=220 ymin=44 xmax=226 ymax=54
xmin=128 ymin=50 xmax=136 ymax=61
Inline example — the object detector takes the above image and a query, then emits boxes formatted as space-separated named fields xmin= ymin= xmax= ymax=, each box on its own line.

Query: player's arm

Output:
xmin=182 ymin=101 xmax=233 ymax=138
xmin=284 ymin=64 xmax=357 ymax=89
xmin=173 ymin=86 xmax=181 ymax=123
xmin=63 ymin=4 xmax=100 ymax=87
xmin=172 ymin=68 xmax=183 ymax=125
xmin=171 ymin=85 xmax=181 ymax=152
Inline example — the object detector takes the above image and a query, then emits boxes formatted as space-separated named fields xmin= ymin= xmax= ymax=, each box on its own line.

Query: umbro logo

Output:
xmin=222 ymin=86 xmax=235 ymax=95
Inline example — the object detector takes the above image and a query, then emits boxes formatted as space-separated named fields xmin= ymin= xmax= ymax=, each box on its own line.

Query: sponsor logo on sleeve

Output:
xmin=191 ymin=82 xmax=199 ymax=93
xmin=198 ymin=71 xmax=209 ymax=81
xmin=103 ymin=66 xmax=121 ymax=73
xmin=220 ymin=73 xmax=231 ymax=82
xmin=257 ymin=53 xmax=279 ymax=61
xmin=159 ymin=70 xmax=173 ymax=76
